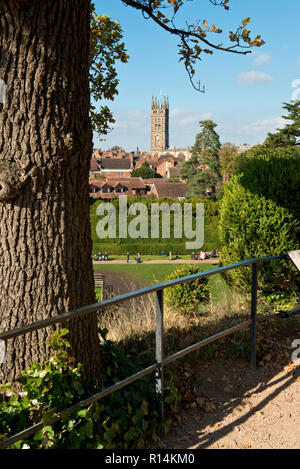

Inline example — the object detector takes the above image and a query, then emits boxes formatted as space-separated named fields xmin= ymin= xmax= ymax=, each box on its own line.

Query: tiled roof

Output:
xmin=168 ymin=167 xmax=182 ymax=177
xmin=100 ymin=158 xmax=132 ymax=170
xmin=147 ymin=159 xmax=159 ymax=168
xmin=143 ymin=178 xmax=164 ymax=185
xmin=105 ymin=177 xmax=145 ymax=189
xmin=152 ymin=181 xmax=189 ymax=199
xmin=89 ymin=177 xmax=146 ymax=199
xmin=89 ymin=180 xmax=106 ymax=189
xmin=159 ymin=153 xmax=175 ymax=159
xmin=90 ymin=158 xmax=99 ymax=171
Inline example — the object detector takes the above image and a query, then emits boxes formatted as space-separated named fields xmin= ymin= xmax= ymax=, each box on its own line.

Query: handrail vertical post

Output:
xmin=250 ymin=262 xmax=258 ymax=369
xmin=155 ymin=289 xmax=164 ymax=425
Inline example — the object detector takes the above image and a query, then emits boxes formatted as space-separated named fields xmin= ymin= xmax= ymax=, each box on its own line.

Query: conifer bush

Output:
xmin=219 ymin=146 xmax=300 ymax=293
xmin=164 ymin=265 xmax=210 ymax=315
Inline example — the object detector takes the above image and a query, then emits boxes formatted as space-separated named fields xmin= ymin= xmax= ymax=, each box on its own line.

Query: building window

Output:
xmin=118 ymin=171 xmax=124 ymax=177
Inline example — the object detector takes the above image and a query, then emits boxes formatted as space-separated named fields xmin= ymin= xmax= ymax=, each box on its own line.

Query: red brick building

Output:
xmin=98 ymin=158 xmax=133 ymax=177
xmin=89 ymin=177 xmax=147 ymax=199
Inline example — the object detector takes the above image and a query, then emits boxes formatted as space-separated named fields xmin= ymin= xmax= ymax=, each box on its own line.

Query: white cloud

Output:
xmin=242 ymin=117 xmax=285 ymax=134
xmin=217 ymin=116 xmax=286 ymax=146
xmin=253 ymin=53 xmax=271 ymax=67
xmin=291 ymin=79 xmax=300 ymax=100
xmin=170 ymin=109 xmax=213 ymax=128
xmin=94 ymin=108 xmax=214 ymax=151
xmin=112 ymin=109 xmax=149 ymax=131
xmin=169 ymin=108 xmax=185 ymax=118
xmin=237 ymin=70 xmax=274 ymax=86
xmin=94 ymin=110 xmax=287 ymax=151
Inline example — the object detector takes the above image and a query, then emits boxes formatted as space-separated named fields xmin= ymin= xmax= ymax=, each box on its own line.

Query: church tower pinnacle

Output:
xmin=151 ymin=96 xmax=169 ymax=155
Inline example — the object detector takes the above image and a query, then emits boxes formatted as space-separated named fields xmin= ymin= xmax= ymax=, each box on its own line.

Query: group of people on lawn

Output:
xmin=191 ymin=250 xmax=219 ymax=260
xmin=93 ymin=249 xmax=219 ymax=263
xmin=127 ymin=252 xmax=142 ymax=264
xmin=94 ymin=252 xmax=108 ymax=261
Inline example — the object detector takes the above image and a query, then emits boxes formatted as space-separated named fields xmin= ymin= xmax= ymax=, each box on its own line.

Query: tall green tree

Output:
xmin=0 ymin=0 xmax=264 ymax=385
xmin=219 ymin=142 xmax=239 ymax=177
xmin=264 ymin=100 xmax=300 ymax=147
xmin=181 ymin=120 xmax=222 ymax=199
xmin=131 ymin=161 xmax=161 ymax=179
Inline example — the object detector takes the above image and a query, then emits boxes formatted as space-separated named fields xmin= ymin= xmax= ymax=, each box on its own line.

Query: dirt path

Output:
xmin=156 ymin=359 xmax=300 ymax=449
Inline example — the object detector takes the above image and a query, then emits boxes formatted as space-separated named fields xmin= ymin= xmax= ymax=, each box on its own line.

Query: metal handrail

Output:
xmin=0 ymin=252 xmax=298 ymax=449
xmin=0 ymin=254 xmax=287 ymax=341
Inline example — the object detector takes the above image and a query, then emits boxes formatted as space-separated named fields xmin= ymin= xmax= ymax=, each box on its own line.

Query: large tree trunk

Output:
xmin=0 ymin=0 xmax=101 ymax=384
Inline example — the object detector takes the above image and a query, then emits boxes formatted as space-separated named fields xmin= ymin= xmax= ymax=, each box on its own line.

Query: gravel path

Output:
xmin=157 ymin=359 xmax=300 ymax=449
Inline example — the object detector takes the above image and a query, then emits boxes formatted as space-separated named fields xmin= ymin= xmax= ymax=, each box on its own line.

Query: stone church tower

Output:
xmin=151 ymin=96 xmax=169 ymax=155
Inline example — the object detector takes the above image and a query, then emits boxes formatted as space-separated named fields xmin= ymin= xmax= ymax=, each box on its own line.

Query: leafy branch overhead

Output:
xmin=90 ymin=4 xmax=129 ymax=136
xmin=90 ymin=1 xmax=264 ymax=136
xmin=122 ymin=0 xmax=265 ymax=91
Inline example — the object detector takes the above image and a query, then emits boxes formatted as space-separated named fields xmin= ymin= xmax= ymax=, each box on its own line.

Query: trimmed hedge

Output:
xmin=219 ymin=146 xmax=300 ymax=292
xmin=90 ymin=198 xmax=221 ymax=255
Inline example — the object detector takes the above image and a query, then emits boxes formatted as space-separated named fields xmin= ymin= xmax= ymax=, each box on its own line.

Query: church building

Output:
xmin=150 ymin=96 xmax=169 ymax=155
xmin=150 ymin=96 xmax=191 ymax=160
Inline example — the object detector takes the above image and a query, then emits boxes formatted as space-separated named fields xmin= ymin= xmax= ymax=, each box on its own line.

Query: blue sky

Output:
xmin=93 ymin=0 xmax=300 ymax=152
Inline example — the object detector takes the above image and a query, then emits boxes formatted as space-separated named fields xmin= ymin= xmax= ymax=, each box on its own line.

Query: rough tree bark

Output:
xmin=0 ymin=0 xmax=101 ymax=384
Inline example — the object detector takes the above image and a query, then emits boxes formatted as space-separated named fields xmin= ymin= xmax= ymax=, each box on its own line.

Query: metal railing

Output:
xmin=0 ymin=253 xmax=299 ymax=449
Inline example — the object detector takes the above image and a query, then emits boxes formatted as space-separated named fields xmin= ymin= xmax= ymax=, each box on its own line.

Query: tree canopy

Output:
xmin=181 ymin=120 xmax=222 ymax=199
xmin=90 ymin=4 xmax=129 ymax=136
xmin=263 ymin=100 xmax=300 ymax=147
xmin=219 ymin=142 xmax=239 ymax=176
xmin=219 ymin=145 xmax=300 ymax=292
xmin=131 ymin=161 xmax=162 ymax=178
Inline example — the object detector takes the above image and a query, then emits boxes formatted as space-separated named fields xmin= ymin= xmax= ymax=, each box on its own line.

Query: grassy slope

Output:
xmin=93 ymin=262 xmax=226 ymax=301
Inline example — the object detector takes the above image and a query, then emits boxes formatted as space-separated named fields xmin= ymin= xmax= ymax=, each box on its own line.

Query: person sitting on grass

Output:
xmin=199 ymin=251 xmax=206 ymax=260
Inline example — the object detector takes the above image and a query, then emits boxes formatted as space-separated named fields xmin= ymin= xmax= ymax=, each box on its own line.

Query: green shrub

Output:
xmin=164 ymin=265 xmax=210 ymax=315
xmin=219 ymin=146 xmax=300 ymax=293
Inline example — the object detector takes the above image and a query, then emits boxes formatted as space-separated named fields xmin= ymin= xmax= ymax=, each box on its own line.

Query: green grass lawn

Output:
xmin=94 ymin=262 xmax=226 ymax=301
